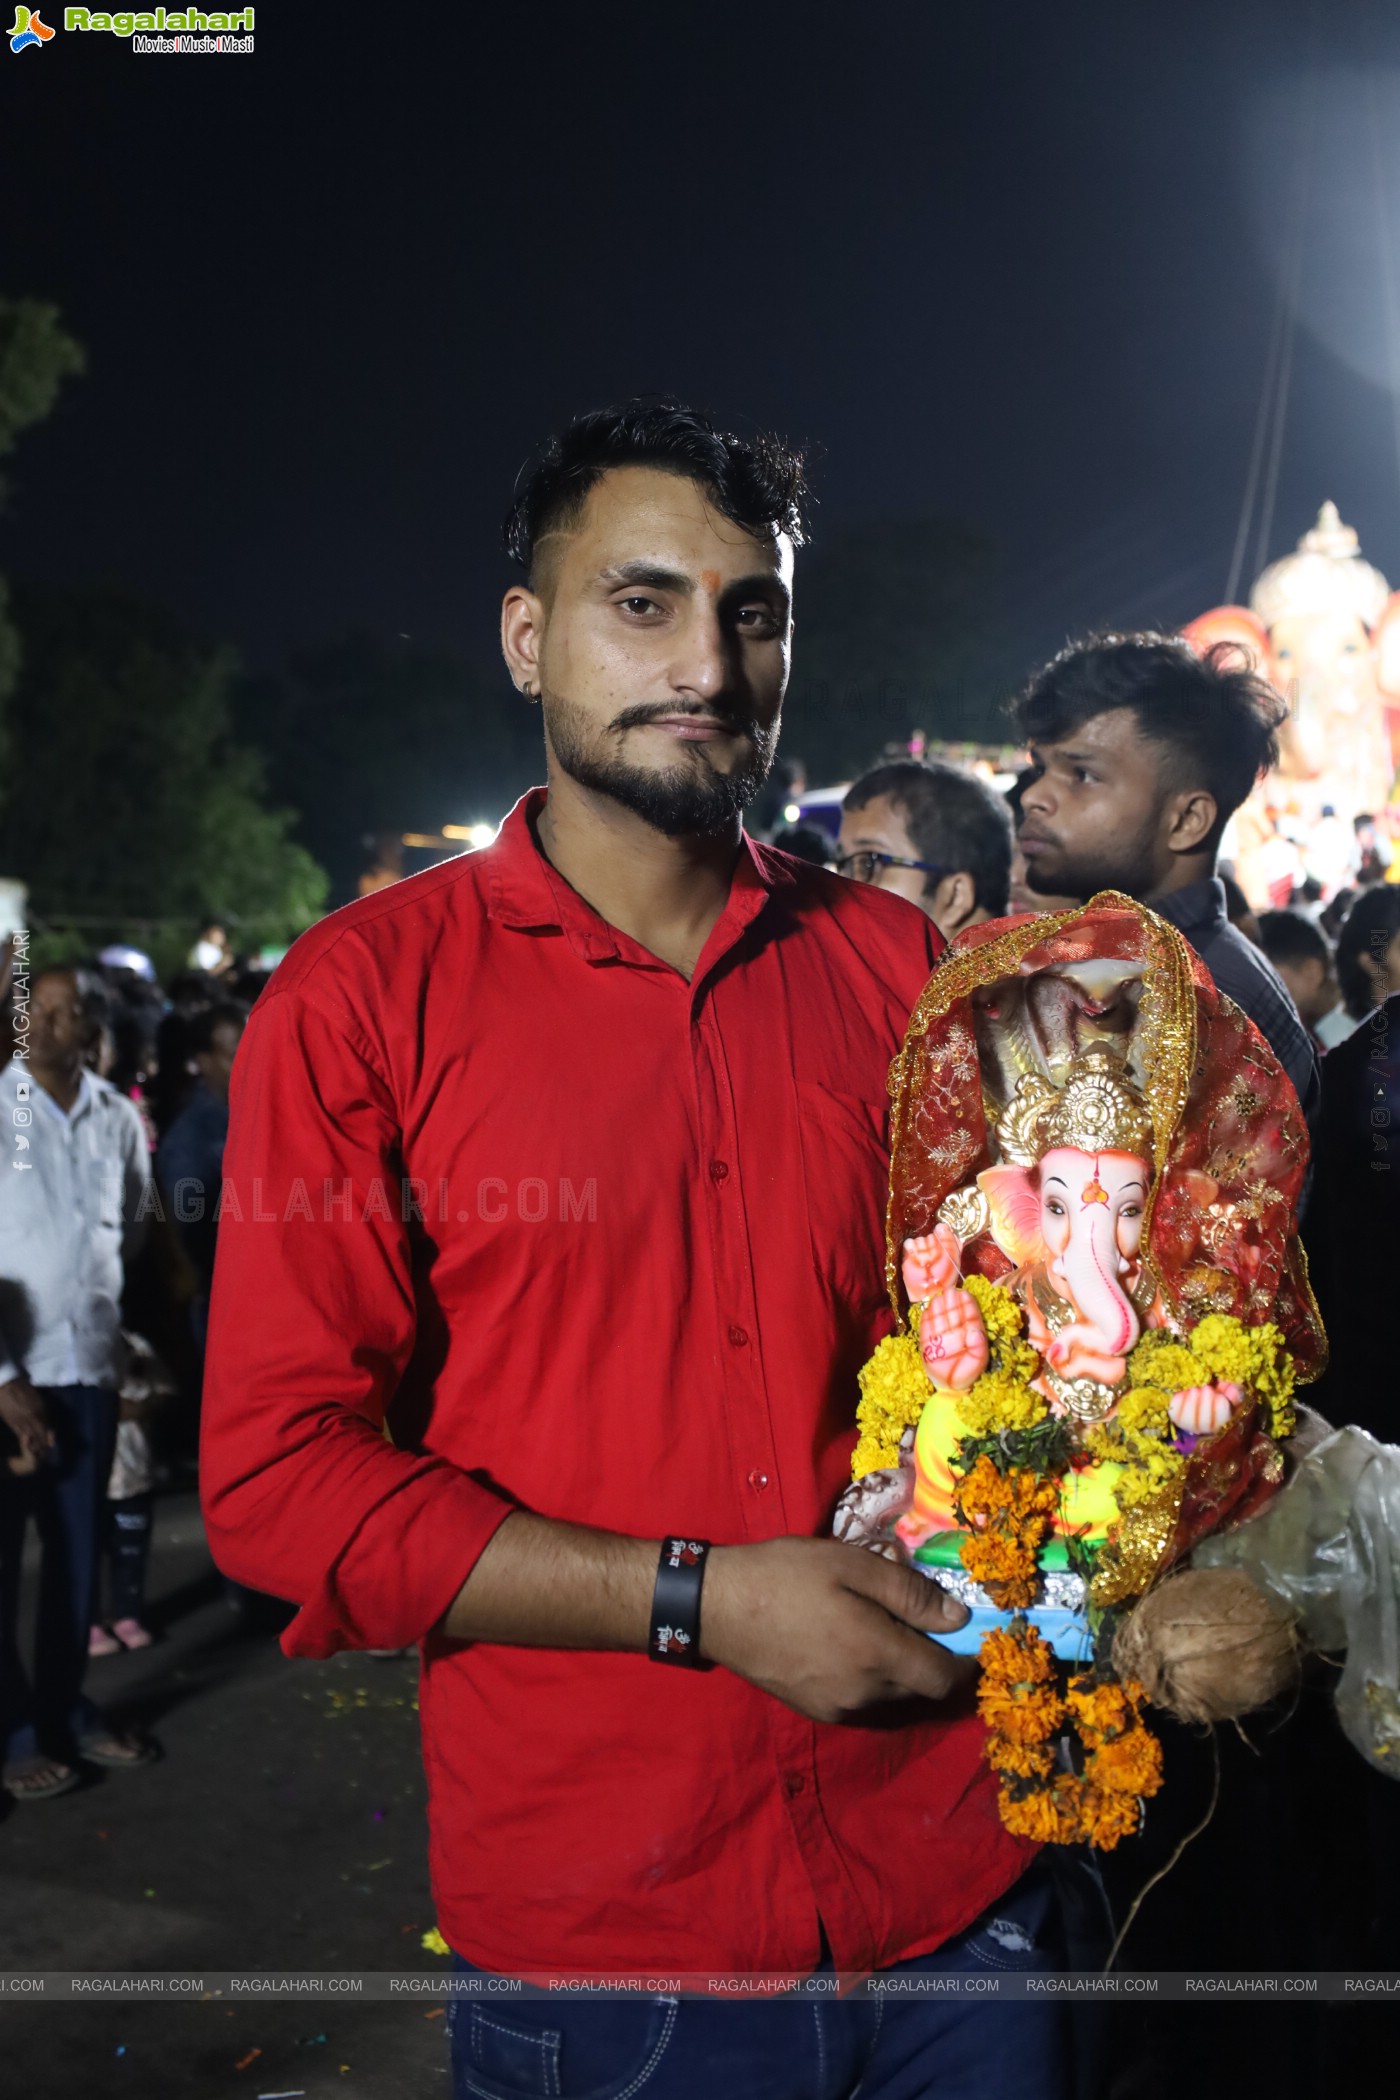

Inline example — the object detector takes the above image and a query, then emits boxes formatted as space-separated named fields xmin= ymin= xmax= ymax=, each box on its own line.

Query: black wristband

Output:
xmin=648 ymin=1537 xmax=710 ymax=1666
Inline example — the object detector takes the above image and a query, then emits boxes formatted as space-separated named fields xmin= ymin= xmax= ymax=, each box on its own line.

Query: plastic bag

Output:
xmin=1194 ymin=1425 xmax=1400 ymax=1776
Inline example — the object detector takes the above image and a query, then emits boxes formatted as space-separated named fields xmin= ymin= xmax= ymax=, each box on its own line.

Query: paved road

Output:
xmin=0 ymin=1489 xmax=452 ymax=2099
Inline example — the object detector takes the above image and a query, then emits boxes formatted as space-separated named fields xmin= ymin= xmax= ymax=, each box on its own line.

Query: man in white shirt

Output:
xmin=0 ymin=968 xmax=157 ymax=1799
xmin=1256 ymin=907 xmax=1358 ymax=1053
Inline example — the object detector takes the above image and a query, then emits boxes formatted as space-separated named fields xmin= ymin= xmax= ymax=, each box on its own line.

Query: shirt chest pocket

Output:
xmin=793 ymin=1077 xmax=893 ymax=1315
xmin=83 ymin=1152 xmax=126 ymax=1232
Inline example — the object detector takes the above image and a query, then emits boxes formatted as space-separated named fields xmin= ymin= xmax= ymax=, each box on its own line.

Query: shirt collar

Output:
xmin=485 ymin=786 xmax=795 ymax=968
xmin=1147 ymin=876 xmax=1227 ymax=936
xmin=12 ymin=1063 xmax=95 ymax=1125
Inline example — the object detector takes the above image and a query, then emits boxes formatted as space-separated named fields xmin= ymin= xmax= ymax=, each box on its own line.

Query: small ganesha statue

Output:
xmin=837 ymin=1042 xmax=1243 ymax=1657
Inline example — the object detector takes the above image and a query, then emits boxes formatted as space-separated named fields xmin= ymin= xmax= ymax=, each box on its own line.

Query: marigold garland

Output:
xmin=949 ymin=1275 xmax=1048 ymax=1437
xmin=852 ymin=1306 xmax=928 ymax=1476
xmin=955 ymin=1455 xmax=1060 ymax=1610
xmin=978 ymin=1615 xmax=1165 ymax=1848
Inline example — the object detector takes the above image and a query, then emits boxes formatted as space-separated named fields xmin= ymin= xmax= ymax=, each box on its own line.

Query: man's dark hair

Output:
xmin=504 ymin=397 xmax=808 ymax=584
xmin=844 ymin=759 xmax=1013 ymax=916
xmin=188 ymin=1000 xmax=250 ymax=1058
xmin=1256 ymin=908 xmax=1333 ymax=973
xmin=1336 ymin=885 xmax=1400 ymax=1019
xmin=768 ymin=822 xmax=832 ymax=868
xmin=1012 ymin=634 xmax=1288 ymax=849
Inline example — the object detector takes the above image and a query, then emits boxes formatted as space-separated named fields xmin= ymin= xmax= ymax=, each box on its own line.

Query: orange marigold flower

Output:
xmin=979 ymin=1624 xmax=1057 ymax=1686
xmin=1065 ymin=1678 xmax=1137 ymax=1738
xmin=960 ymin=1536 xmax=1041 ymax=1605
xmin=999 ymin=1785 xmax=1075 ymax=1845
xmin=984 ymin=1734 xmax=1058 ymax=1781
xmin=977 ymin=1682 xmax=1066 ymax=1743
xmin=1086 ymin=1728 xmax=1164 ymax=1797
xmin=1077 ymin=1787 xmax=1142 ymax=1851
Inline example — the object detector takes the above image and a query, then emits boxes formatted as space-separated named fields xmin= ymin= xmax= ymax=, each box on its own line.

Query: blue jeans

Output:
xmin=0 ymin=1385 xmax=118 ymax=1764
xmin=448 ymin=1865 xmax=1071 ymax=2100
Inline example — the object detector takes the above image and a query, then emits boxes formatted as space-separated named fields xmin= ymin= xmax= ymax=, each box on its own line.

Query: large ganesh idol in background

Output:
xmin=833 ymin=898 xmax=1329 ymax=1846
xmin=1184 ymin=504 xmax=1400 ymax=896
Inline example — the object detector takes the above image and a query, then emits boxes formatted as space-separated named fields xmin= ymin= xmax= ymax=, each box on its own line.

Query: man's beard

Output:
xmin=1024 ymin=820 xmax=1162 ymax=903
xmin=544 ymin=690 xmax=778 ymax=839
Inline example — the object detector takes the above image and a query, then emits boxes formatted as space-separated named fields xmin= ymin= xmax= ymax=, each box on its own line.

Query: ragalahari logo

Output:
xmin=9 ymin=6 xmax=54 ymax=48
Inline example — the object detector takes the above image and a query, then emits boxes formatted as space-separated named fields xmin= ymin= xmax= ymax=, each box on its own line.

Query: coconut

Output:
xmin=1112 ymin=1567 xmax=1300 ymax=1724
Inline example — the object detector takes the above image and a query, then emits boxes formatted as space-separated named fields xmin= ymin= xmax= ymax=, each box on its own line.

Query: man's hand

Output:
xmin=700 ymin=1537 xmax=977 ymax=1723
xmin=0 ymin=1377 xmax=53 ymax=1473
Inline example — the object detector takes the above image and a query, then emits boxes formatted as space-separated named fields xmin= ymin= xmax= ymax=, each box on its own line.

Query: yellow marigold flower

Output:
xmin=1188 ymin=1313 xmax=1252 ymax=1379
xmin=853 ymin=1331 xmax=930 ymax=1478
xmin=963 ymin=1273 xmax=1024 ymax=1344
xmin=956 ymin=1368 xmax=1049 ymax=1436
xmin=1190 ymin=1314 xmax=1297 ymax=1439
xmin=851 ymin=1432 xmax=893 ymax=1479
xmin=1127 ymin=1333 xmax=1209 ymax=1392
xmin=1114 ymin=1386 xmax=1174 ymax=1436
xmin=1113 ymin=1448 xmax=1184 ymax=1509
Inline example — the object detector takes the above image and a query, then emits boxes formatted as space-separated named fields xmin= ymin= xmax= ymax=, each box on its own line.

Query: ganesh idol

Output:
xmin=833 ymin=891 xmax=1325 ymax=1663
xmin=1184 ymin=503 xmax=1400 ymax=885
xmin=896 ymin=1043 xmax=1190 ymax=1560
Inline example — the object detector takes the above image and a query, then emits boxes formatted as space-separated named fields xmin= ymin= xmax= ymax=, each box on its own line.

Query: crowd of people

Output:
xmin=2 ymin=397 xmax=1399 ymax=2093
xmin=0 ymin=940 xmax=258 ymax=1798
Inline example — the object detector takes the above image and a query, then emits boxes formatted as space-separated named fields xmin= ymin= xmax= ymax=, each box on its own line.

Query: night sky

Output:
xmin=7 ymin=0 xmax=1400 ymax=700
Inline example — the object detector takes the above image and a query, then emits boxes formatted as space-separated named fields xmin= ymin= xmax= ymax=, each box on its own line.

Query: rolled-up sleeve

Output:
xmin=199 ymin=983 xmax=514 ymax=1658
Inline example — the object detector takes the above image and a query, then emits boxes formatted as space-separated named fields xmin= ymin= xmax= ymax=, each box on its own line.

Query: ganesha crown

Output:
xmin=996 ymin=1042 xmax=1154 ymax=1166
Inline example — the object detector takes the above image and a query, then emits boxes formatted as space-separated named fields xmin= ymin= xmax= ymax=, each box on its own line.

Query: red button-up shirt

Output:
xmin=200 ymin=788 xmax=1033 ymax=1975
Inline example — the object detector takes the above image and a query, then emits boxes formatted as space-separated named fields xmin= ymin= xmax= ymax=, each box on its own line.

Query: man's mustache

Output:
xmin=608 ymin=701 xmax=756 ymax=737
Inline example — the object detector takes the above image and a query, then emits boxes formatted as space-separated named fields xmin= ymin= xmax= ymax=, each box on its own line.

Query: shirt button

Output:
xmin=727 ymin=1325 xmax=749 ymax=1349
xmin=747 ymin=1470 xmax=770 ymax=1493
xmin=708 ymin=1159 xmax=730 ymax=1183
xmin=784 ymin=1772 xmax=806 ymax=1798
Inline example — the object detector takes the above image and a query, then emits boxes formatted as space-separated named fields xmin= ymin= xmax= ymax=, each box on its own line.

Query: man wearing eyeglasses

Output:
xmin=835 ymin=759 xmax=1013 ymax=940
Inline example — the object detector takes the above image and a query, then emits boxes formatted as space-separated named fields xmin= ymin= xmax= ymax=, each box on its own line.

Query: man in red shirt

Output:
xmin=201 ymin=402 xmax=1063 ymax=2098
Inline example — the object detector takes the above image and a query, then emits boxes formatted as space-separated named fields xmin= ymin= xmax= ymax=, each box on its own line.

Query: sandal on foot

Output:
xmin=3 ymin=1756 xmax=80 ymax=1801
xmin=89 ymin=1624 xmax=122 ymax=1657
xmin=110 ymin=1619 xmax=154 ymax=1651
xmin=78 ymin=1731 xmax=158 ymax=1769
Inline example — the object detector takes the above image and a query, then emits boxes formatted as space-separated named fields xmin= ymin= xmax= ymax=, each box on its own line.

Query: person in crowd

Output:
xmin=1303 ymin=983 xmax=1400 ymax=1969
xmin=767 ymin=820 xmax=832 ymax=866
xmin=149 ymin=973 xmax=225 ymax=1140
xmin=89 ymin=1333 xmax=173 ymax=1657
xmin=156 ymin=1001 xmax=248 ymax=1350
xmin=1353 ymin=813 xmax=1392 ymax=888
xmin=1013 ymin=633 xmax=1319 ymax=1122
xmin=1005 ymin=767 xmax=1079 ymax=917
xmin=1334 ymin=884 xmax=1400 ymax=1022
xmin=1256 ymin=909 xmax=1355 ymax=1051
xmin=186 ymin=922 xmax=234 ymax=976
xmin=836 ymin=757 xmax=1012 ymax=940
xmin=1218 ymin=871 xmax=1264 ymax=947
xmin=88 ymin=968 xmax=162 ymax=1152
xmin=201 ymin=399 xmax=1071 ymax=2098
xmin=0 ymin=968 xmax=157 ymax=1799
xmin=358 ymin=833 xmax=406 ymax=899
xmin=1320 ymin=884 xmax=1358 ymax=946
